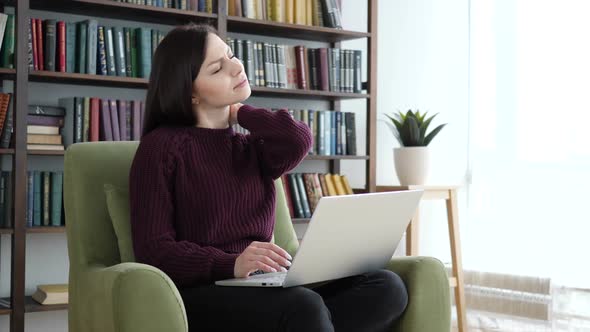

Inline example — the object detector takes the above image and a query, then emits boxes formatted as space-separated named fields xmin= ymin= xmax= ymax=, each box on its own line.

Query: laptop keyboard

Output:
xmin=245 ymin=271 xmax=287 ymax=285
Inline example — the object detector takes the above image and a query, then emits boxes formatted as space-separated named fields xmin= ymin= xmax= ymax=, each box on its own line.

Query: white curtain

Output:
xmin=464 ymin=1 xmax=590 ymax=329
xmin=467 ymin=0 xmax=590 ymax=289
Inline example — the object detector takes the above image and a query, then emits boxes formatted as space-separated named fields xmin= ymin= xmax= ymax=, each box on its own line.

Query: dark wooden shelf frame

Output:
xmin=27 ymin=71 xmax=370 ymax=99
xmin=226 ymin=16 xmax=370 ymax=42
xmin=29 ymin=0 xmax=217 ymax=25
xmin=24 ymin=296 xmax=67 ymax=313
xmin=26 ymin=226 xmax=66 ymax=234
xmin=4 ymin=1 xmax=378 ymax=331
xmin=27 ymin=149 xmax=65 ymax=156
xmin=0 ymin=298 xmax=12 ymax=316
xmin=0 ymin=228 xmax=14 ymax=234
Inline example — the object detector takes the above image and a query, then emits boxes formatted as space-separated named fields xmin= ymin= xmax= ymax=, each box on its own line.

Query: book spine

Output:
xmin=124 ymin=28 xmax=133 ymax=77
xmin=110 ymin=100 xmax=120 ymax=141
xmin=82 ymin=98 xmax=90 ymax=142
xmin=114 ymin=27 xmax=127 ymax=76
xmin=44 ymin=19 xmax=56 ymax=71
xmin=31 ymin=18 xmax=38 ymax=70
xmin=76 ymin=22 xmax=87 ymax=73
xmin=130 ymin=29 xmax=138 ymax=77
xmin=86 ymin=19 xmax=98 ymax=75
xmin=105 ymin=28 xmax=116 ymax=75
xmin=33 ymin=171 xmax=41 ymax=226
xmin=100 ymin=99 xmax=113 ymax=141
xmin=287 ymin=173 xmax=304 ymax=218
xmin=50 ymin=172 xmax=63 ymax=227
xmin=295 ymin=173 xmax=311 ymax=218
xmin=42 ymin=172 xmax=51 ymax=226
xmin=26 ymin=172 xmax=34 ymax=227
xmin=97 ymin=26 xmax=108 ymax=75
xmin=57 ymin=21 xmax=66 ymax=72
xmin=65 ymin=22 xmax=76 ymax=73
xmin=90 ymin=98 xmax=100 ymax=141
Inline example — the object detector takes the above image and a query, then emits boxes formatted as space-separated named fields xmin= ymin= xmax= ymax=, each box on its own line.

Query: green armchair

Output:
xmin=64 ymin=141 xmax=451 ymax=332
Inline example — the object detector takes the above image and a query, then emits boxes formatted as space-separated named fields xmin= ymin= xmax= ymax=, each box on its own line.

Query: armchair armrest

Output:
xmin=386 ymin=256 xmax=451 ymax=332
xmin=78 ymin=262 xmax=187 ymax=332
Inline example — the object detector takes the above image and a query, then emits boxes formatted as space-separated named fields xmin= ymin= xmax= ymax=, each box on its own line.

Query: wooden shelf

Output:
xmin=0 ymin=148 xmax=15 ymax=155
xmin=292 ymin=218 xmax=310 ymax=224
xmin=30 ymin=0 xmax=216 ymax=25
xmin=26 ymin=226 xmax=66 ymax=234
xmin=305 ymin=155 xmax=369 ymax=160
xmin=25 ymin=296 xmax=67 ymax=313
xmin=0 ymin=297 xmax=11 ymax=316
xmin=250 ymin=86 xmax=369 ymax=99
xmin=0 ymin=67 xmax=16 ymax=80
xmin=227 ymin=16 xmax=370 ymax=42
xmin=0 ymin=228 xmax=13 ymax=234
xmin=28 ymin=71 xmax=369 ymax=99
xmin=27 ymin=149 xmax=65 ymax=156
xmin=29 ymin=70 xmax=148 ymax=89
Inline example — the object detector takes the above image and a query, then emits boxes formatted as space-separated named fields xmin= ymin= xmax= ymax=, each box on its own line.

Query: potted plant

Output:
xmin=383 ymin=110 xmax=446 ymax=185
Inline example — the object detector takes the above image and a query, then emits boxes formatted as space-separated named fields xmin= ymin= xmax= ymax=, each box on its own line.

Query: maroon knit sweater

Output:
xmin=129 ymin=105 xmax=312 ymax=287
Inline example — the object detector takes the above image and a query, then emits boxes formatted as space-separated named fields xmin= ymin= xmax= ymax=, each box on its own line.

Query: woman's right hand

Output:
xmin=234 ymin=241 xmax=293 ymax=278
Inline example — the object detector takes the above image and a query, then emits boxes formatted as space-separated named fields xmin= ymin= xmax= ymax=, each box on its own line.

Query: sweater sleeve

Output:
xmin=129 ymin=134 xmax=239 ymax=286
xmin=238 ymin=105 xmax=313 ymax=179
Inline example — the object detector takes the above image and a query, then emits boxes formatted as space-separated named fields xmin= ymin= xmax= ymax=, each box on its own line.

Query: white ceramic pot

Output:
xmin=393 ymin=147 xmax=429 ymax=185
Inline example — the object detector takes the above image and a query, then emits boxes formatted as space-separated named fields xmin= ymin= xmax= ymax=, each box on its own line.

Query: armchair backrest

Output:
xmin=64 ymin=141 xmax=300 ymax=270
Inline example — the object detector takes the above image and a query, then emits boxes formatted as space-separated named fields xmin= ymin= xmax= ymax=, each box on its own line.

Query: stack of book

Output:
xmin=31 ymin=284 xmax=68 ymax=305
xmin=281 ymin=172 xmax=353 ymax=219
xmin=28 ymin=105 xmax=66 ymax=151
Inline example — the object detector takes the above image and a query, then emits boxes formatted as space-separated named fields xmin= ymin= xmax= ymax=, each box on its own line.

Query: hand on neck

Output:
xmin=194 ymin=104 xmax=231 ymax=129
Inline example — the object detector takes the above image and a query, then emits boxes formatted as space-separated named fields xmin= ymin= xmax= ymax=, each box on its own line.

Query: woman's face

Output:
xmin=192 ymin=33 xmax=251 ymax=108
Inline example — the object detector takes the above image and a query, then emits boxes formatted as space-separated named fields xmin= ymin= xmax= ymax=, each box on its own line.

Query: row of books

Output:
xmin=281 ymin=172 xmax=352 ymax=219
xmin=294 ymin=109 xmax=356 ymax=156
xmin=227 ymin=38 xmax=361 ymax=93
xmin=229 ymin=0 xmax=342 ymax=29
xmin=0 ymin=14 xmax=14 ymax=69
xmin=231 ymin=108 xmax=357 ymax=156
xmin=26 ymin=171 xmax=64 ymax=228
xmin=25 ymin=17 xmax=165 ymax=78
xmin=0 ymin=93 xmax=14 ymax=149
xmin=56 ymin=98 xmax=144 ymax=146
xmin=113 ymin=0 xmax=215 ymax=12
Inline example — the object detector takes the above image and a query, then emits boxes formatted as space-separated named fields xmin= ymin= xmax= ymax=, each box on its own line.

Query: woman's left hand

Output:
xmin=229 ymin=103 xmax=243 ymax=126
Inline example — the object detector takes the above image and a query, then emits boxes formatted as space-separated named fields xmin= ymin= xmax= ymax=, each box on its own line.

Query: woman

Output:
xmin=129 ymin=23 xmax=408 ymax=332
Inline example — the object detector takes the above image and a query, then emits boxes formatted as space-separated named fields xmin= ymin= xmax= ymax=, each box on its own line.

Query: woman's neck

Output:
xmin=194 ymin=104 xmax=230 ymax=129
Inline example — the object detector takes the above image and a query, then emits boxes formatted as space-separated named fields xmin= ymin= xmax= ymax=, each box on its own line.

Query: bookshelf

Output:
xmin=1 ymin=0 xmax=378 ymax=331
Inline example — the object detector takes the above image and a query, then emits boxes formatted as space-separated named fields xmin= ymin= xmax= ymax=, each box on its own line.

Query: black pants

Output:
xmin=179 ymin=269 xmax=408 ymax=332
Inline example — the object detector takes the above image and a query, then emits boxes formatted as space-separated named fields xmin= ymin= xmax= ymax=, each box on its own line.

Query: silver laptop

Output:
xmin=215 ymin=190 xmax=423 ymax=288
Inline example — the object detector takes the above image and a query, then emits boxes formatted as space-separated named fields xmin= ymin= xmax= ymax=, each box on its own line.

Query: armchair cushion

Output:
xmin=104 ymin=183 xmax=135 ymax=263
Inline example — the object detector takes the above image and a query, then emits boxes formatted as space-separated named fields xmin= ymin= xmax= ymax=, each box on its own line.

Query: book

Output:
xmin=27 ymin=125 xmax=60 ymax=135
xmin=27 ymin=144 xmax=65 ymax=151
xmin=31 ymin=284 xmax=68 ymax=305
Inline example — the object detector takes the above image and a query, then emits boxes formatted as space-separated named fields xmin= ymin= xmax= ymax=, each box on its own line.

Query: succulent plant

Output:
xmin=384 ymin=109 xmax=446 ymax=147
